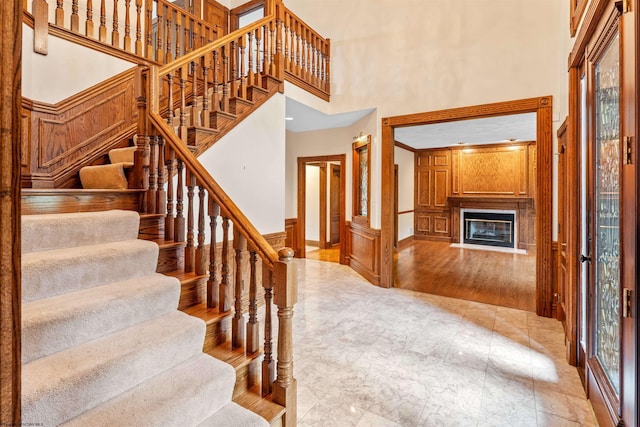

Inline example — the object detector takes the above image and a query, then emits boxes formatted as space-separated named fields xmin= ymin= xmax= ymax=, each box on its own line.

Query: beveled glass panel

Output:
xmin=594 ymin=32 xmax=620 ymax=395
xmin=357 ymin=145 xmax=368 ymax=216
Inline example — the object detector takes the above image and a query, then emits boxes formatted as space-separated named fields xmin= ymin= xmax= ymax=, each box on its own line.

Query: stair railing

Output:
xmin=135 ymin=32 xmax=298 ymax=422
xmin=25 ymin=0 xmax=219 ymax=64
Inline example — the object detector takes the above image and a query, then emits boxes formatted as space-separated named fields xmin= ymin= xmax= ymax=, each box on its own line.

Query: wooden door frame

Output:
xmin=1 ymin=0 xmax=22 ymax=423
xmin=329 ymin=163 xmax=342 ymax=246
xmin=381 ymin=96 xmax=555 ymax=317
xmin=297 ymin=155 xmax=347 ymax=264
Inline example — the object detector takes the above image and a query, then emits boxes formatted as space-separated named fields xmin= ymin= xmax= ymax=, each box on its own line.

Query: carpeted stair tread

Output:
xmin=198 ymin=401 xmax=269 ymax=427
xmin=22 ymin=273 xmax=181 ymax=363
xmin=108 ymin=146 xmax=136 ymax=164
xmin=22 ymin=239 xmax=159 ymax=303
xmin=22 ymin=210 xmax=140 ymax=254
xmin=62 ymin=354 xmax=237 ymax=427
xmin=22 ymin=311 xmax=206 ymax=426
xmin=79 ymin=163 xmax=129 ymax=190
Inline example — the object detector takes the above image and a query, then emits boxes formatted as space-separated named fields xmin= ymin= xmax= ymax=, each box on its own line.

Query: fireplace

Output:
xmin=462 ymin=210 xmax=515 ymax=248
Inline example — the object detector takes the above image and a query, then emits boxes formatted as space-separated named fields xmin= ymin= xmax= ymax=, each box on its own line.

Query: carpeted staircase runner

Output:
xmin=21 ymin=210 xmax=269 ymax=426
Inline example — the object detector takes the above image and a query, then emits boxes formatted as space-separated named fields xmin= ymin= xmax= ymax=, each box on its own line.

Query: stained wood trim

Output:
xmin=382 ymin=96 xmax=555 ymax=317
xmin=570 ymin=0 xmax=589 ymax=37
xmin=1 ymin=0 xmax=22 ymax=423
xmin=568 ymin=0 xmax=610 ymax=68
xmin=346 ymin=221 xmax=381 ymax=285
xmin=319 ymin=163 xmax=327 ymax=249
xmin=398 ymin=209 xmax=414 ymax=215
xmin=284 ymin=72 xmax=330 ymax=101
xmin=397 ymin=235 xmax=414 ymax=248
xmin=394 ymin=140 xmax=416 ymax=152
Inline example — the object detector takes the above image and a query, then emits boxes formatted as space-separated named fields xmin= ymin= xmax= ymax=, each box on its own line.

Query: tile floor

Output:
xmin=292 ymin=259 xmax=597 ymax=427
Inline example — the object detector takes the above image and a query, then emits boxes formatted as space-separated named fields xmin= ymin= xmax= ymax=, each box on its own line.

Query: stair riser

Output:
xmin=21 ymin=190 xmax=142 ymax=215
xmin=203 ymin=316 xmax=231 ymax=353
xmin=138 ymin=215 xmax=165 ymax=241
xmin=232 ymin=358 xmax=261 ymax=399
xmin=178 ymin=276 xmax=208 ymax=310
xmin=157 ymin=245 xmax=185 ymax=273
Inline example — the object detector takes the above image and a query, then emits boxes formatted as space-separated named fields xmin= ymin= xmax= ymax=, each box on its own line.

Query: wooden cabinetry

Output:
xmin=414 ymin=149 xmax=451 ymax=241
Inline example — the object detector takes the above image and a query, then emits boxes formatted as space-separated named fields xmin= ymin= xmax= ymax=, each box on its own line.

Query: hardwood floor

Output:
xmin=306 ymin=246 xmax=340 ymax=263
xmin=395 ymin=239 xmax=536 ymax=312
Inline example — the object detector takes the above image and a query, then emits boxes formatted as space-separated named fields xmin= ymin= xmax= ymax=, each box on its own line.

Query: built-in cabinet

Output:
xmin=414 ymin=142 xmax=536 ymax=247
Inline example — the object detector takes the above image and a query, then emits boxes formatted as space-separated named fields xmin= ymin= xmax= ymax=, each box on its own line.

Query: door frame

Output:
xmin=329 ymin=163 xmax=342 ymax=246
xmin=297 ymin=155 xmax=347 ymax=264
xmin=381 ymin=96 xmax=555 ymax=317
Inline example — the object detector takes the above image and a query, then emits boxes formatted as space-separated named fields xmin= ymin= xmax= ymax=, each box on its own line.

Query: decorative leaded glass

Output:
xmin=594 ymin=32 xmax=620 ymax=395
xmin=357 ymin=145 xmax=368 ymax=217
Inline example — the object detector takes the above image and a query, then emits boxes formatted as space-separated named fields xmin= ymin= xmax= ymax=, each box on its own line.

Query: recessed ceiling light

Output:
xmin=285 ymin=117 xmax=294 ymax=121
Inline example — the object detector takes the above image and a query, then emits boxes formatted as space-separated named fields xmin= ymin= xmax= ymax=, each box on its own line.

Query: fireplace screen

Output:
xmin=463 ymin=212 xmax=515 ymax=248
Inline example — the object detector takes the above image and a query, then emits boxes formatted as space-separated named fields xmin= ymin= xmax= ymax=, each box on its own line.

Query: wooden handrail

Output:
xmin=147 ymin=95 xmax=278 ymax=268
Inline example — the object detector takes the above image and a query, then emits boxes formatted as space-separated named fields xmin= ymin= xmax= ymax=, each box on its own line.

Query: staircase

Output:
xmin=21 ymin=209 xmax=270 ymax=426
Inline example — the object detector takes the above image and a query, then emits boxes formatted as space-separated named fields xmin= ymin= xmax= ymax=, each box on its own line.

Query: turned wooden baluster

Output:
xmin=196 ymin=184 xmax=207 ymax=275
xmin=190 ymin=61 xmax=200 ymax=127
xmin=255 ymin=27 xmax=263 ymax=84
xmin=269 ymin=20 xmax=277 ymax=75
xmin=284 ymin=13 xmax=291 ymax=72
xmin=165 ymin=8 xmax=173 ymax=63
xmin=311 ymin=36 xmax=318 ymax=87
xmin=156 ymin=3 xmax=164 ymax=63
xmin=184 ymin=14 xmax=192 ymax=54
xmin=123 ymin=0 xmax=132 ymax=51
xmin=264 ymin=22 xmax=273 ymax=76
xmin=295 ymin=21 xmax=302 ymax=76
xmin=300 ymin=29 xmax=307 ymax=80
xmin=174 ymin=158 xmax=185 ymax=242
xmin=145 ymin=0 xmax=153 ymax=59
xmin=207 ymin=200 xmax=220 ymax=308
xmin=275 ymin=9 xmax=284 ymax=78
xmin=71 ymin=0 xmax=79 ymax=32
xmin=238 ymin=36 xmax=247 ymax=99
xmin=86 ymin=0 xmax=94 ymax=37
xmin=211 ymin=50 xmax=220 ymax=112
xmin=232 ymin=229 xmax=246 ymax=349
xmin=273 ymin=248 xmax=298 ymax=426
xmin=164 ymin=148 xmax=175 ymax=241
xmin=219 ymin=216 xmax=231 ymax=312
xmin=221 ymin=44 xmax=230 ymax=112
xmin=201 ymin=56 xmax=210 ymax=127
xmin=229 ymin=40 xmax=238 ymax=99
xmin=166 ymin=73 xmax=174 ymax=127
xmin=178 ymin=65 xmax=188 ymax=142
xmin=185 ymin=170 xmax=196 ymax=272
xmin=55 ymin=0 xmax=64 ymax=26
xmin=112 ymin=0 xmax=119 ymax=47
xmin=156 ymin=136 xmax=167 ymax=215
xmin=135 ymin=0 xmax=142 ymax=55
xmin=147 ymin=135 xmax=158 ymax=214
xmin=247 ymin=31 xmax=255 ymax=88
xmin=262 ymin=266 xmax=275 ymax=396
xmin=246 ymin=249 xmax=259 ymax=354
xmin=325 ymin=41 xmax=331 ymax=93
xmin=175 ymin=12 xmax=182 ymax=59
xmin=99 ymin=0 xmax=107 ymax=41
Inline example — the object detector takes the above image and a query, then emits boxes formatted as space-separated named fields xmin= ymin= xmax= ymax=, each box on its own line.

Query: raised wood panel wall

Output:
xmin=284 ymin=218 xmax=300 ymax=257
xmin=415 ymin=142 xmax=536 ymax=246
xmin=346 ymin=221 xmax=381 ymax=285
xmin=21 ymin=68 xmax=138 ymax=188
xmin=415 ymin=149 xmax=451 ymax=241
xmin=451 ymin=143 xmax=533 ymax=197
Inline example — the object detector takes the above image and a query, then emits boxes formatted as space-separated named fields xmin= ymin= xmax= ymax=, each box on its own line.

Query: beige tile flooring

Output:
xmin=292 ymin=260 xmax=597 ymax=427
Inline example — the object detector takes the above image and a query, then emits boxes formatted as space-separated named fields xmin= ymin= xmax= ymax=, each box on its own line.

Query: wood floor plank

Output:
xmin=394 ymin=240 xmax=536 ymax=312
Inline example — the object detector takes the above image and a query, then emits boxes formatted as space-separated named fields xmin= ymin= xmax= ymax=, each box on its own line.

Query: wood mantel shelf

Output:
xmin=448 ymin=196 xmax=535 ymax=204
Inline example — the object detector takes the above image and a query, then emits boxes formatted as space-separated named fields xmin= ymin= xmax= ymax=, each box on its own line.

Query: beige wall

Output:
xmin=395 ymin=145 xmax=414 ymax=242
xmin=284 ymin=0 xmax=573 ymax=236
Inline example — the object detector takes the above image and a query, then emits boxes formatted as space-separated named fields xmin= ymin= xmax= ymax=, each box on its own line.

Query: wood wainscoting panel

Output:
xmin=346 ymin=221 xmax=381 ymax=285
xmin=22 ymin=68 xmax=138 ymax=188
xmin=414 ymin=149 xmax=451 ymax=241
xmin=284 ymin=218 xmax=300 ymax=257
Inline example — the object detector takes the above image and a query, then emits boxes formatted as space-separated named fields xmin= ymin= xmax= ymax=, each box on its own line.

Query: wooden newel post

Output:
xmin=274 ymin=0 xmax=285 ymax=81
xmin=133 ymin=66 xmax=150 ymax=209
xmin=272 ymin=247 xmax=297 ymax=426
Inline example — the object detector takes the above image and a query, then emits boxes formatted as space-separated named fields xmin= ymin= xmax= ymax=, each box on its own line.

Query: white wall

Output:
xmin=199 ymin=94 xmax=286 ymax=235
xmin=286 ymin=111 xmax=377 ymax=222
xmin=283 ymin=0 xmax=573 ymax=236
xmin=22 ymin=24 xmax=134 ymax=103
xmin=305 ymin=165 xmax=320 ymax=243
xmin=395 ymin=146 xmax=414 ymax=242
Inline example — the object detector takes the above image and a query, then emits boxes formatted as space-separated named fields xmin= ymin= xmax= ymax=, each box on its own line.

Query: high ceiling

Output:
xmin=285 ymin=98 xmax=537 ymax=148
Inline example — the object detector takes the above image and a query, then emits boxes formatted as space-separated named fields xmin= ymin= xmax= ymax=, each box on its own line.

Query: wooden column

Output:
xmin=232 ymin=229 xmax=246 ymax=349
xmin=0 ymin=0 xmax=21 ymax=422
xmin=272 ymin=248 xmax=298 ymax=427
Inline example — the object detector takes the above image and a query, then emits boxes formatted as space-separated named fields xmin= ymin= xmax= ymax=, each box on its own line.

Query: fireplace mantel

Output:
xmin=448 ymin=196 xmax=535 ymax=250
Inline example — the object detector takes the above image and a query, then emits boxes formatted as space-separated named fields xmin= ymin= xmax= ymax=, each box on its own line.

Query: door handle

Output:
xmin=580 ymin=254 xmax=592 ymax=263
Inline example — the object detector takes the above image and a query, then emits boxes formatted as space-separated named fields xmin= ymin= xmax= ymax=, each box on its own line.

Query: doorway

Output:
xmin=297 ymin=155 xmax=347 ymax=264
xmin=381 ymin=96 xmax=555 ymax=318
